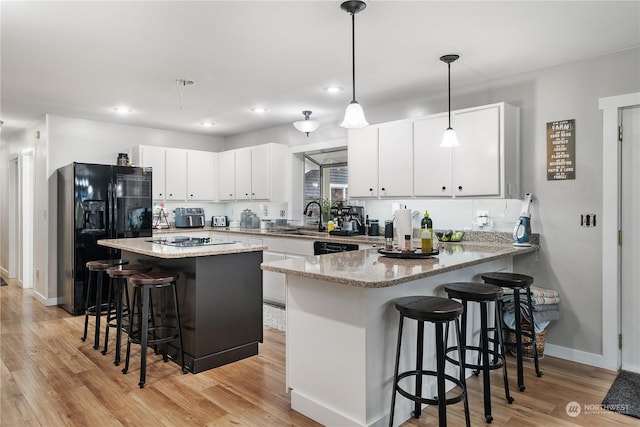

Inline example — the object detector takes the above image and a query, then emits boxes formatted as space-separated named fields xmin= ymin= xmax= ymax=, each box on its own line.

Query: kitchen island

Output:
xmin=261 ymin=241 xmax=538 ymax=427
xmin=98 ymin=237 xmax=266 ymax=373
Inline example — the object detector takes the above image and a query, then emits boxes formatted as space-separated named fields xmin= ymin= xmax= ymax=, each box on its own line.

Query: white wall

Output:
xmin=226 ymin=48 xmax=640 ymax=358
xmin=0 ymin=115 xmax=224 ymax=303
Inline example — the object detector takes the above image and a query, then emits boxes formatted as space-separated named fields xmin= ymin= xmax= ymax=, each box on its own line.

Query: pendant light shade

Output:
xmin=293 ymin=110 xmax=320 ymax=136
xmin=440 ymin=54 xmax=460 ymax=148
xmin=340 ymin=1 xmax=368 ymax=129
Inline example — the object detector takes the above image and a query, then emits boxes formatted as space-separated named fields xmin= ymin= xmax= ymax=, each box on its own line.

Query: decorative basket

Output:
xmin=506 ymin=322 xmax=547 ymax=360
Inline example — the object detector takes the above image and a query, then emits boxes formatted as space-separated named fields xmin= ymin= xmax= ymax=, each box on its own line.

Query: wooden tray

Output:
xmin=377 ymin=248 xmax=439 ymax=259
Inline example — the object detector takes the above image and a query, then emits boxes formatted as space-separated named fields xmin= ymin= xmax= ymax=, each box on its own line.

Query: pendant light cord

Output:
xmin=351 ymin=12 xmax=356 ymax=103
xmin=447 ymin=62 xmax=452 ymax=128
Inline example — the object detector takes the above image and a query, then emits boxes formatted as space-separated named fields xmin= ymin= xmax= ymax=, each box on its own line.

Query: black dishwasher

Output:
xmin=314 ymin=241 xmax=359 ymax=255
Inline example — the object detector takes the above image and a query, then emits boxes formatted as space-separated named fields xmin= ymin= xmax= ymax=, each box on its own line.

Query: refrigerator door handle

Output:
xmin=112 ymin=181 xmax=118 ymax=239
xmin=107 ymin=183 xmax=114 ymax=239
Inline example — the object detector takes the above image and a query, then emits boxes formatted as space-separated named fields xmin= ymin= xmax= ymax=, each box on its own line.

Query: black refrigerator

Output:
xmin=57 ymin=162 xmax=153 ymax=314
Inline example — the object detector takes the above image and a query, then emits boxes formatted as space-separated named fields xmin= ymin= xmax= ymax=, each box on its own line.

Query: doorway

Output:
xmin=600 ymin=92 xmax=640 ymax=371
xmin=21 ymin=150 xmax=35 ymax=289
xmin=8 ymin=156 xmax=19 ymax=281
xmin=620 ymin=106 xmax=639 ymax=373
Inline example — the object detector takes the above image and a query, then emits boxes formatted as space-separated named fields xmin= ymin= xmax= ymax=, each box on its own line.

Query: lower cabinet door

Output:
xmin=263 ymin=252 xmax=286 ymax=306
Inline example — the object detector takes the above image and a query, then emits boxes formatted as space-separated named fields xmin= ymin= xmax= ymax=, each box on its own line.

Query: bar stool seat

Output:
xmin=444 ymin=282 xmax=513 ymax=423
xmin=104 ymin=264 xmax=153 ymax=365
xmin=481 ymin=272 xmax=543 ymax=392
xmin=123 ymin=271 xmax=186 ymax=388
xmin=389 ymin=296 xmax=470 ymax=427
xmin=82 ymin=259 xmax=128 ymax=349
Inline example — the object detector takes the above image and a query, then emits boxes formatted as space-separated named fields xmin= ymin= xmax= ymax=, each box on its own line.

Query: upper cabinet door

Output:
xmin=413 ymin=115 xmax=452 ymax=197
xmin=218 ymin=150 xmax=236 ymax=201
xmin=453 ymin=105 xmax=501 ymax=196
xmin=139 ymin=146 xmax=166 ymax=200
xmin=187 ymin=150 xmax=216 ymax=201
xmin=251 ymin=145 xmax=271 ymax=200
xmin=235 ymin=148 xmax=252 ymax=200
xmin=378 ymin=121 xmax=413 ymax=197
xmin=165 ymin=148 xmax=187 ymax=201
xmin=348 ymin=126 xmax=379 ymax=198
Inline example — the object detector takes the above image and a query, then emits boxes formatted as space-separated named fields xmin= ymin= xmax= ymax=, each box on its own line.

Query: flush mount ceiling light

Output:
xmin=323 ymin=86 xmax=344 ymax=94
xmin=200 ymin=122 xmax=216 ymax=127
xmin=113 ymin=106 xmax=133 ymax=114
xmin=440 ymin=54 xmax=461 ymax=148
xmin=340 ymin=0 xmax=369 ymax=129
xmin=250 ymin=107 xmax=268 ymax=113
xmin=293 ymin=110 xmax=321 ymax=137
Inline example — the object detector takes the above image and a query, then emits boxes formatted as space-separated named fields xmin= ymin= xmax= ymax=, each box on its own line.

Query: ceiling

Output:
xmin=1 ymin=1 xmax=639 ymax=138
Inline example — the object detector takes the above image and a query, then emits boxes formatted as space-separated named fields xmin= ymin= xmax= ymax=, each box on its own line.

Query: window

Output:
xmin=303 ymin=150 xmax=348 ymax=226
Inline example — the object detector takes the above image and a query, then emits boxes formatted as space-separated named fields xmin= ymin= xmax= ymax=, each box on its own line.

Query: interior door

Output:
xmin=621 ymin=106 xmax=640 ymax=373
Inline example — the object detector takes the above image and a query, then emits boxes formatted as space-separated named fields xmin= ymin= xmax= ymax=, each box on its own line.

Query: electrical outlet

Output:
xmin=280 ymin=210 xmax=286 ymax=217
xmin=580 ymin=213 xmax=597 ymax=227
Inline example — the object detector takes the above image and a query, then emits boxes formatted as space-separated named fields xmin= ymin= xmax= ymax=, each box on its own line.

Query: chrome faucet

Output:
xmin=303 ymin=200 xmax=326 ymax=232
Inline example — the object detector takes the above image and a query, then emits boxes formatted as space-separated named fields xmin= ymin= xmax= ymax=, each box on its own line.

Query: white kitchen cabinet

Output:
xmin=217 ymin=150 xmax=236 ymax=201
xmin=219 ymin=143 xmax=288 ymax=202
xmin=263 ymin=252 xmax=286 ymax=306
xmin=414 ymin=102 xmax=519 ymax=198
xmin=378 ymin=120 xmax=414 ymax=197
xmin=414 ymin=114 xmax=453 ymax=196
xmin=187 ymin=150 xmax=217 ymax=201
xmin=165 ymin=148 xmax=187 ymax=201
xmin=348 ymin=126 xmax=379 ymax=198
xmin=235 ymin=148 xmax=252 ymax=199
xmin=134 ymin=145 xmax=166 ymax=200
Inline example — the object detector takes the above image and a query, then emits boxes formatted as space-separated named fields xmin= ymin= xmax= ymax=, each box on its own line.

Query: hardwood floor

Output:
xmin=1 ymin=280 xmax=635 ymax=426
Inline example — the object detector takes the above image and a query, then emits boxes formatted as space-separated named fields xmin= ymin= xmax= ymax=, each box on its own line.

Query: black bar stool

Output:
xmin=104 ymin=264 xmax=153 ymax=365
xmin=481 ymin=272 xmax=543 ymax=392
xmin=123 ymin=271 xmax=186 ymax=388
xmin=444 ymin=282 xmax=513 ymax=423
xmin=389 ymin=296 xmax=470 ymax=427
xmin=81 ymin=259 xmax=128 ymax=349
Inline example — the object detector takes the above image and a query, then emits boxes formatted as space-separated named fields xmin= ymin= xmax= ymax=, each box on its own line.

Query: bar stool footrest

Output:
xmin=444 ymin=346 xmax=506 ymax=371
xmin=395 ymin=370 xmax=466 ymax=406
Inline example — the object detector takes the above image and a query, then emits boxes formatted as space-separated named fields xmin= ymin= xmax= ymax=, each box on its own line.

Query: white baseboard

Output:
xmin=0 ymin=267 xmax=8 ymax=278
xmin=33 ymin=290 xmax=59 ymax=307
xmin=545 ymin=343 xmax=616 ymax=371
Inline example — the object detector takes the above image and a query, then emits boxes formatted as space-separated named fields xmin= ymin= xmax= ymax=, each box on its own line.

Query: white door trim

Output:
xmin=599 ymin=92 xmax=640 ymax=370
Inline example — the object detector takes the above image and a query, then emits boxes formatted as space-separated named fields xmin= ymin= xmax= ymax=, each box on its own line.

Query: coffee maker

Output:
xmin=329 ymin=203 xmax=366 ymax=235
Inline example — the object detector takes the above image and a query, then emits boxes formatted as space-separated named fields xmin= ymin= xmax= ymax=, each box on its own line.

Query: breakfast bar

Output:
xmin=99 ymin=237 xmax=267 ymax=373
xmin=261 ymin=241 xmax=537 ymax=427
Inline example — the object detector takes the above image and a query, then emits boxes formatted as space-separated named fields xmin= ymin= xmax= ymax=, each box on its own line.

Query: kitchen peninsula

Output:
xmin=261 ymin=241 xmax=538 ymax=427
xmin=98 ymin=237 xmax=266 ymax=373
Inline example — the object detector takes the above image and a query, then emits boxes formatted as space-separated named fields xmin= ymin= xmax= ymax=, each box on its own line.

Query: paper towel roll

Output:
xmin=394 ymin=209 xmax=412 ymax=248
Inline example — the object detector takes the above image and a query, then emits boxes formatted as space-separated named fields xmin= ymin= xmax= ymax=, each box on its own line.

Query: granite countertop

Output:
xmin=154 ymin=226 xmax=386 ymax=245
xmin=98 ymin=237 xmax=267 ymax=259
xmin=261 ymin=241 xmax=538 ymax=288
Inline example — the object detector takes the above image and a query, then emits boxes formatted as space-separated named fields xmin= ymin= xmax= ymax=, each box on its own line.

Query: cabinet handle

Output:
xmin=441 ymin=186 xmax=446 ymax=191
xmin=381 ymin=187 xmax=386 ymax=191
xmin=169 ymin=193 xmax=173 ymax=197
xmin=190 ymin=194 xmax=194 ymax=197
xmin=245 ymin=193 xmax=249 ymax=196
xmin=252 ymin=192 xmax=255 ymax=196
xmin=369 ymin=188 xmax=373 ymax=192
xmin=229 ymin=193 xmax=233 ymax=197
xmin=159 ymin=193 xmax=163 ymax=196
xmin=458 ymin=186 xmax=463 ymax=191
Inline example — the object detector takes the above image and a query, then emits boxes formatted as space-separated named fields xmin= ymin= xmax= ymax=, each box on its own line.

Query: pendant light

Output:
xmin=440 ymin=54 xmax=460 ymax=147
xmin=340 ymin=0 xmax=368 ymax=129
xmin=293 ymin=110 xmax=320 ymax=137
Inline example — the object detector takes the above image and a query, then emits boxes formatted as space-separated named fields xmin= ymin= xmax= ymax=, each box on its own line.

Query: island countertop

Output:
xmin=98 ymin=237 xmax=266 ymax=259
xmin=261 ymin=241 xmax=538 ymax=288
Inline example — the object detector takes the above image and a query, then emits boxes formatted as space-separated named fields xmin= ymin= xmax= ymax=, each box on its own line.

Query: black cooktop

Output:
xmin=149 ymin=236 xmax=229 ymax=247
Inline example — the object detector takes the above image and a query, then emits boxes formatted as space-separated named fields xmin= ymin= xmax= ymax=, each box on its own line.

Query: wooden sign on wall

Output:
xmin=547 ymin=119 xmax=576 ymax=180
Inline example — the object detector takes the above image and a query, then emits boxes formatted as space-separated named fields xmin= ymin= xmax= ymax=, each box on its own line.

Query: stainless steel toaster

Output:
xmin=174 ymin=207 xmax=205 ymax=228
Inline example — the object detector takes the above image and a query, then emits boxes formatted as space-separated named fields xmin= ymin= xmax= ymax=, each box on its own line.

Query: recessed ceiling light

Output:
xmin=324 ymin=86 xmax=344 ymax=94
xmin=250 ymin=107 xmax=268 ymax=113
xmin=200 ymin=122 xmax=216 ymax=127
xmin=113 ymin=106 xmax=133 ymax=114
